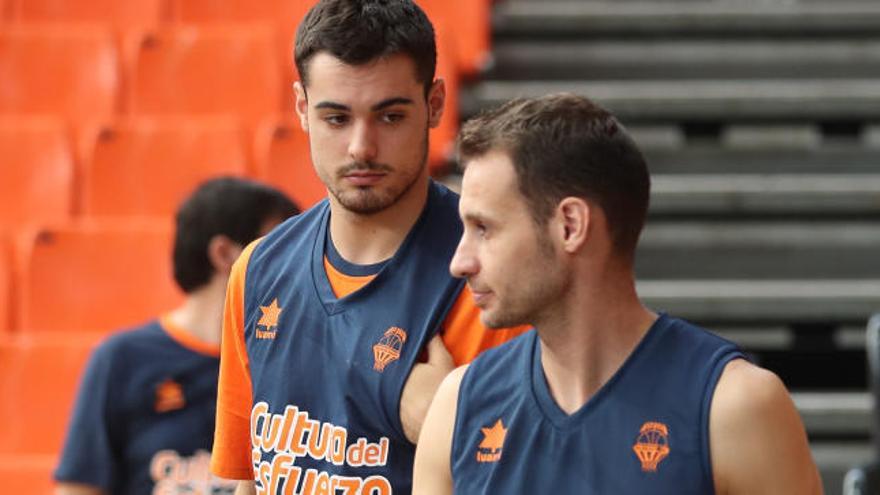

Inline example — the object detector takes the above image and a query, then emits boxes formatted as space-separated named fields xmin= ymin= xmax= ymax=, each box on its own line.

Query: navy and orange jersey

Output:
xmin=211 ymin=181 xmax=528 ymax=493
xmin=451 ymin=314 xmax=746 ymax=494
xmin=54 ymin=317 xmax=237 ymax=495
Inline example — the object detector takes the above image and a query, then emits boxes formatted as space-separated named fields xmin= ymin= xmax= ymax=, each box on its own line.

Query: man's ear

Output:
xmin=556 ymin=197 xmax=591 ymax=254
xmin=427 ymin=79 xmax=446 ymax=129
xmin=294 ymin=81 xmax=309 ymax=133
xmin=207 ymin=235 xmax=243 ymax=275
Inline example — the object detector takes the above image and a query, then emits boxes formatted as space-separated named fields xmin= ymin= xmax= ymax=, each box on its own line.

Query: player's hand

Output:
xmin=400 ymin=335 xmax=455 ymax=444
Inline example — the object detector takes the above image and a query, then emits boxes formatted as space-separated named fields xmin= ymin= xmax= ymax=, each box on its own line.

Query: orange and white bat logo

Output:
xmin=373 ymin=326 xmax=407 ymax=372
xmin=632 ymin=421 xmax=670 ymax=472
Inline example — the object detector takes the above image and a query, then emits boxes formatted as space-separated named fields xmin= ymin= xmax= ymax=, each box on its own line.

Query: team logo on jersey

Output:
xmin=632 ymin=421 xmax=670 ymax=472
xmin=373 ymin=326 xmax=407 ymax=371
xmin=155 ymin=379 xmax=185 ymax=413
xmin=476 ymin=419 xmax=507 ymax=463
xmin=256 ymin=298 xmax=282 ymax=340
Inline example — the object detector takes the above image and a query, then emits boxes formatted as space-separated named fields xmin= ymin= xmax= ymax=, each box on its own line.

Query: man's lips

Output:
xmin=469 ymin=287 xmax=493 ymax=307
xmin=344 ymin=171 xmax=386 ymax=186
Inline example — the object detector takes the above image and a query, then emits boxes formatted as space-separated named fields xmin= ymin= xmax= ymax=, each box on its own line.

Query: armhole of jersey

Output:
xmin=211 ymin=237 xmax=261 ymax=480
xmin=700 ymin=348 xmax=747 ymax=492
xmin=449 ymin=364 xmax=474 ymax=473
xmin=441 ymin=286 xmax=531 ymax=366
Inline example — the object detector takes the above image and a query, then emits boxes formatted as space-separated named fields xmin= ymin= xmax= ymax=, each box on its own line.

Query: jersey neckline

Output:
xmin=159 ymin=314 xmax=222 ymax=358
xmin=310 ymin=181 xmax=441 ymax=314
xmin=529 ymin=313 xmax=670 ymax=430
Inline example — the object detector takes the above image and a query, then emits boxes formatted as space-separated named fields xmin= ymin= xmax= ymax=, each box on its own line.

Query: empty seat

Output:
xmin=81 ymin=116 xmax=248 ymax=217
xmin=173 ymin=0 xmax=312 ymax=109
xmin=420 ymin=0 xmax=492 ymax=76
xmin=0 ymin=454 xmax=56 ymax=494
xmin=128 ymin=25 xmax=281 ymax=126
xmin=14 ymin=220 xmax=183 ymax=332
xmin=253 ymin=115 xmax=325 ymax=208
xmin=0 ymin=116 xmax=74 ymax=230
xmin=0 ymin=235 xmax=10 ymax=333
xmin=0 ymin=25 xmax=121 ymax=126
xmin=0 ymin=332 xmax=103 ymax=455
xmin=14 ymin=0 xmax=168 ymax=30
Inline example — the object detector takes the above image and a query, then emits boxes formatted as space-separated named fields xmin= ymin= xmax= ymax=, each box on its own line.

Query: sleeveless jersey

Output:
xmin=451 ymin=314 xmax=745 ymax=494
xmin=54 ymin=319 xmax=236 ymax=494
xmin=243 ymin=182 xmax=464 ymax=494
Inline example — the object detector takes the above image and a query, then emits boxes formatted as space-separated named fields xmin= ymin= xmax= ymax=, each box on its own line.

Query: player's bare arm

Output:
xmin=54 ymin=482 xmax=106 ymax=495
xmin=412 ymin=365 xmax=467 ymax=495
xmin=234 ymin=480 xmax=256 ymax=495
xmin=400 ymin=335 xmax=456 ymax=443
xmin=710 ymin=359 xmax=823 ymax=495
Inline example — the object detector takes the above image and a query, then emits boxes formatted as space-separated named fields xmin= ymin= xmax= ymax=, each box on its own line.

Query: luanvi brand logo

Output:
xmin=476 ymin=419 xmax=507 ymax=463
xmin=256 ymin=298 xmax=282 ymax=340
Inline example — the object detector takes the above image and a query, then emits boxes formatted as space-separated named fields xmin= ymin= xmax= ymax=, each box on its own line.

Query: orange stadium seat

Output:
xmin=128 ymin=25 xmax=281 ymax=126
xmin=253 ymin=115 xmax=325 ymax=208
xmin=0 ymin=235 xmax=10 ymax=333
xmin=13 ymin=0 xmax=169 ymax=30
xmin=0 ymin=332 xmax=103 ymax=456
xmin=173 ymin=0 xmax=312 ymax=109
xmin=0 ymin=25 xmax=121 ymax=126
xmin=80 ymin=116 xmax=248 ymax=217
xmin=0 ymin=117 xmax=74 ymax=230
xmin=0 ymin=453 xmax=56 ymax=494
xmin=14 ymin=220 xmax=183 ymax=332
xmin=420 ymin=0 xmax=492 ymax=77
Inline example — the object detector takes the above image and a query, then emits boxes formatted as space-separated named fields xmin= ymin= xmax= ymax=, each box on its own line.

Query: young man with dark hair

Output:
xmin=413 ymin=93 xmax=823 ymax=494
xmin=210 ymin=1 xmax=527 ymax=493
xmin=54 ymin=178 xmax=298 ymax=495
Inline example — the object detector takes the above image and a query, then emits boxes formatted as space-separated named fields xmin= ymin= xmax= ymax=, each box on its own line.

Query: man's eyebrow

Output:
xmin=314 ymin=101 xmax=350 ymax=111
xmin=371 ymin=97 xmax=414 ymax=111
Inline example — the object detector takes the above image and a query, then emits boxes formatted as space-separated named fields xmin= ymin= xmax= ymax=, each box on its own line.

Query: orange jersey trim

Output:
xmin=441 ymin=285 xmax=531 ymax=366
xmin=159 ymin=314 xmax=221 ymax=358
xmin=323 ymin=256 xmax=377 ymax=299
xmin=211 ymin=238 xmax=261 ymax=480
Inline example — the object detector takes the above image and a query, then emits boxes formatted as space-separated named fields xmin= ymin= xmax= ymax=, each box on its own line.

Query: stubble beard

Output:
xmin=325 ymin=131 xmax=429 ymax=215
xmin=481 ymin=233 xmax=566 ymax=329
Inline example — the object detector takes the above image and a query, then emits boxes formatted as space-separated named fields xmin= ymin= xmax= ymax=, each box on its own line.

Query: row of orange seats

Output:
xmin=0 ymin=0 xmax=490 ymax=171
xmin=1 ymin=114 xmax=322 ymax=226
xmin=0 ymin=0 xmax=491 ymax=77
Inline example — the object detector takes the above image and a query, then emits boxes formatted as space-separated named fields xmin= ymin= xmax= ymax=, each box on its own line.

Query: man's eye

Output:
xmin=324 ymin=114 xmax=349 ymax=126
xmin=381 ymin=112 xmax=405 ymax=124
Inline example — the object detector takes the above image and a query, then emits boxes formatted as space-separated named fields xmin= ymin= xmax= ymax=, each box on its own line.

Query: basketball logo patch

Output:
xmin=155 ymin=379 xmax=185 ymax=413
xmin=632 ymin=421 xmax=670 ymax=472
xmin=373 ymin=326 xmax=407 ymax=372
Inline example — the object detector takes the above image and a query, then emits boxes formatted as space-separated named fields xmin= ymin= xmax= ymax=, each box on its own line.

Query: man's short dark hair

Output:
xmin=294 ymin=0 xmax=437 ymax=96
xmin=173 ymin=177 xmax=299 ymax=293
xmin=458 ymin=93 xmax=651 ymax=260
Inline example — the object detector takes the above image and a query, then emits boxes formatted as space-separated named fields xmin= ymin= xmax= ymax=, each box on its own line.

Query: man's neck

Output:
xmin=166 ymin=278 xmax=227 ymax=346
xmin=328 ymin=176 xmax=431 ymax=265
xmin=535 ymin=268 xmax=657 ymax=415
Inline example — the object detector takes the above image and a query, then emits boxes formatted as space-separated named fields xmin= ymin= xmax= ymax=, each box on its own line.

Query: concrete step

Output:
xmin=638 ymin=279 xmax=880 ymax=323
xmin=495 ymin=1 xmax=880 ymax=38
xmin=463 ymin=79 xmax=880 ymax=122
xmin=649 ymin=174 xmax=880 ymax=217
xmin=637 ymin=221 xmax=880 ymax=279
xmin=643 ymin=145 xmax=880 ymax=174
xmin=491 ymin=40 xmax=880 ymax=80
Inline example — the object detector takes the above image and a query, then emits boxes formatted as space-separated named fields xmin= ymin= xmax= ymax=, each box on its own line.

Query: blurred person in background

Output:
xmin=54 ymin=177 xmax=299 ymax=495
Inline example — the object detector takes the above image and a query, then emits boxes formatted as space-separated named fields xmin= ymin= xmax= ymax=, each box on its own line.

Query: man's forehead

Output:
xmin=302 ymin=52 xmax=423 ymax=100
xmin=460 ymin=151 xmax=520 ymax=211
